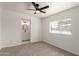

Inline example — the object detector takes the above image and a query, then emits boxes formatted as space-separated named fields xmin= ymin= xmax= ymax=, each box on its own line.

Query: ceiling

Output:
xmin=0 ymin=2 xmax=79 ymax=18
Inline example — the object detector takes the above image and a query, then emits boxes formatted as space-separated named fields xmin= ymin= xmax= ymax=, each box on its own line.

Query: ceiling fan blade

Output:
xmin=40 ymin=10 xmax=46 ymax=13
xmin=27 ymin=9 xmax=36 ymax=11
xmin=39 ymin=5 xmax=49 ymax=10
xmin=32 ymin=2 xmax=37 ymax=9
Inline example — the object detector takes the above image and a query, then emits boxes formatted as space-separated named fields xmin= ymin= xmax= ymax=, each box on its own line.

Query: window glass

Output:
xmin=49 ymin=18 xmax=72 ymax=35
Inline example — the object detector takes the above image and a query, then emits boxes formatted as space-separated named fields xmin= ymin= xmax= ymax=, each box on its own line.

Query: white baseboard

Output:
xmin=0 ymin=42 xmax=22 ymax=49
xmin=0 ymin=41 xmax=31 ymax=49
xmin=0 ymin=48 xmax=2 ymax=50
xmin=43 ymin=40 xmax=78 ymax=55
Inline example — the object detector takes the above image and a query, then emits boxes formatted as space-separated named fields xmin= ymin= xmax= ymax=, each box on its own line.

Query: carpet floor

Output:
xmin=0 ymin=41 xmax=76 ymax=56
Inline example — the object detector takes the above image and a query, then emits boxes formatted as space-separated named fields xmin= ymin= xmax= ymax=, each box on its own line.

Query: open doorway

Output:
xmin=21 ymin=19 xmax=31 ymax=42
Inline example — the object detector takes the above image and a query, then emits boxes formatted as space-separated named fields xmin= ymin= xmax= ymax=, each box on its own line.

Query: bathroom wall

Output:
xmin=21 ymin=19 xmax=31 ymax=41
xmin=42 ymin=6 xmax=79 ymax=55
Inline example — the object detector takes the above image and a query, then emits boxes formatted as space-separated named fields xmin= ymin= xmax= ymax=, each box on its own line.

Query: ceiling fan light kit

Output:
xmin=27 ymin=2 xmax=49 ymax=14
xmin=35 ymin=10 xmax=40 ymax=13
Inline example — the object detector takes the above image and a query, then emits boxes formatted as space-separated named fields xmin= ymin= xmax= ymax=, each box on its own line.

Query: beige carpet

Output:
xmin=0 ymin=41 xmax=76 ymax=56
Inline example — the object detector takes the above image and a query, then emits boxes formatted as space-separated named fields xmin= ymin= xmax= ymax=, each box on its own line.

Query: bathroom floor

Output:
xmin=0 ymin=41 xmax=76 ymax=56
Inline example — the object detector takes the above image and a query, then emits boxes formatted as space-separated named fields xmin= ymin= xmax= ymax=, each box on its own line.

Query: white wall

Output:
xmin=0 ymin=9 xmax=41 ymax=48
xmin=19 ymin=12 xmax=42 ymax=43
xmin=0 ymin=8 xmax=2 ymax=48
xmin=42 ymin=6 xmax=79 ymax=55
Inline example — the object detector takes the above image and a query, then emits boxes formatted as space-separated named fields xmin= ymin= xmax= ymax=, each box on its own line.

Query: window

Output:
xmin=49 ymin=18 xmax=72 ymax=35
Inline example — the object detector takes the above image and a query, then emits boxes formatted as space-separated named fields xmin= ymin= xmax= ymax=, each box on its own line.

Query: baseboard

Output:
xmin=0 ymin=42 xmax=22 ymax=49
xmin=0 ymin=48 xmax=2 ymax=50
xmin=43 ymin=40 xmax=78 ymax=56
xmin=31 ymin=40 xmax=42 ymax=43
xmin=0 ymin=40 xmax=42 ymax=49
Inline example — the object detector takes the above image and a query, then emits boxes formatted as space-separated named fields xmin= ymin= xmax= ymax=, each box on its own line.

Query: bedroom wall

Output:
xmin=42 ymin=6 xmax=79 ymax=55
xmin=0 ymin=9 xmax=41 ymax=48
xmin=0 ymin=8 xmax=2 ymax=49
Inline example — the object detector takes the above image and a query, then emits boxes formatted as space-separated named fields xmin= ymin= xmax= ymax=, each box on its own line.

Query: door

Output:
xmin=21 ymin=19 xmax=31 ymax=42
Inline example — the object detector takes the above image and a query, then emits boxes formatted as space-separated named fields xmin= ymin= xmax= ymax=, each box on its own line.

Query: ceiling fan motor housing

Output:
xmin=36 ymin=4 xmax=39 ymax=7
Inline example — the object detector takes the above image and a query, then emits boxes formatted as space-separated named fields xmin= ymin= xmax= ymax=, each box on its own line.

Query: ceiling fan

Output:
xmin=27 ymin=2 xmax=49 ymax=14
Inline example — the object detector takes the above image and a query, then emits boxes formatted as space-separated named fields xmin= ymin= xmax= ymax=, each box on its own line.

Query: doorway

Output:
xmin=21 ymin=19 xmax=31 ymax=42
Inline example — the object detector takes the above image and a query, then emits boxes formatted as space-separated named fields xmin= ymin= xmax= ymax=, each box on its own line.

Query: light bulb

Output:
xmin=36 ymin=10 xmax=40 ymax=13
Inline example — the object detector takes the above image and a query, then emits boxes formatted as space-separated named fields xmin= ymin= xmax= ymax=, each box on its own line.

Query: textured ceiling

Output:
xmin=0 ymin=2 xmax=79 ymax=18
